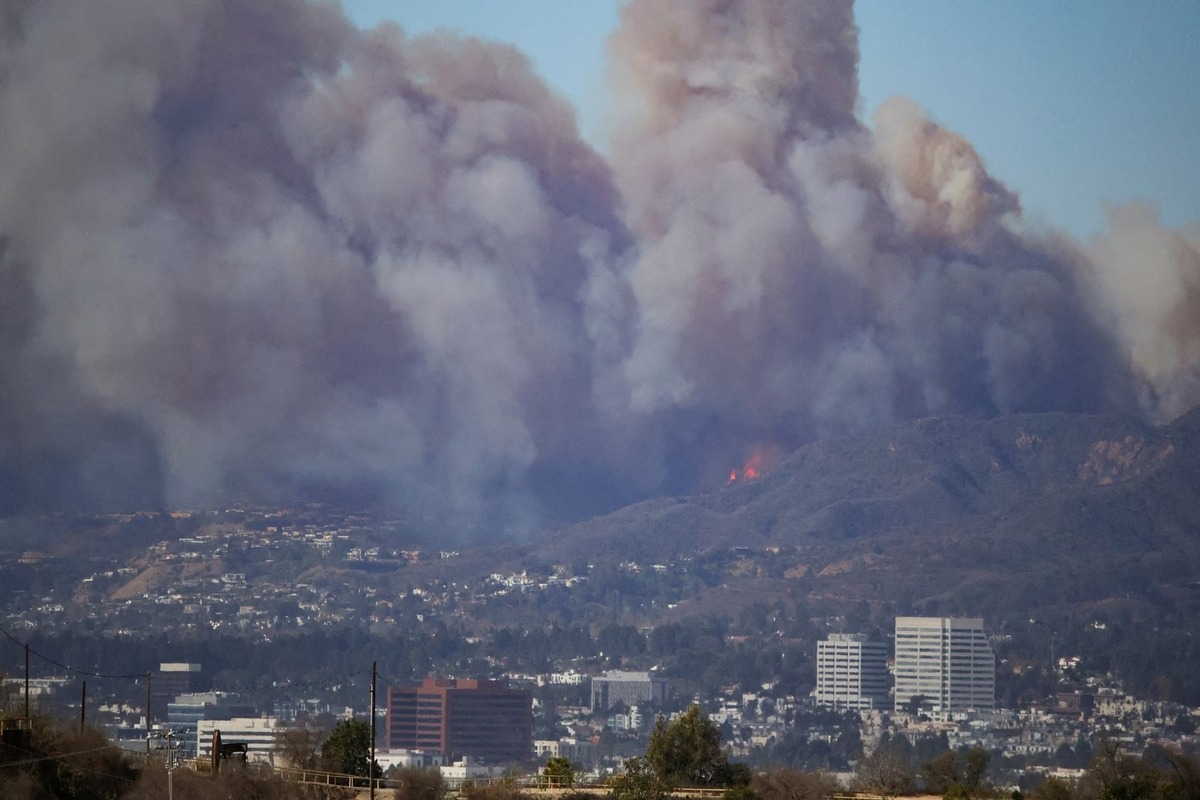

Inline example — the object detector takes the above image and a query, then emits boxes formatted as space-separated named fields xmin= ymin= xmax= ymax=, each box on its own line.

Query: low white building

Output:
xmin=440 ymin=758 xmax=505 ymax=788
xmin=534 ymin=738 xmax=596 ymax=765
xmin=548 ymin=670 xmax=587 ymax=686
xmin=196 ymin=716 xmax=279 ymax=764
xmin=379 ymin=749 xmax=444 ymax=771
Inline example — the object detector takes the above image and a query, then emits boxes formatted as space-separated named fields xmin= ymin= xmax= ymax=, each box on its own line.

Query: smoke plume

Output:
xmin=0 ymin=0 xmax=1194 ymax=535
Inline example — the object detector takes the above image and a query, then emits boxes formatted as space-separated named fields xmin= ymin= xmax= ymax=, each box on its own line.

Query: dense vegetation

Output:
xmin=4 ymin=708 xmax=1200 ymax=799
xmin=0 ymin=714 xmax=334 ymax=799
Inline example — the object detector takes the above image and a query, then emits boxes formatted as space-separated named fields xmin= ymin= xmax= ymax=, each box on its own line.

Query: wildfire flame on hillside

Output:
xmin=727 ymin=448 xmax=777 ymax=485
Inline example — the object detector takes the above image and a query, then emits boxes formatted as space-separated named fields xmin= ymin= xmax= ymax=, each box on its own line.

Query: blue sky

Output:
xmin=342 ymin=0 xmax=1199 ymax=240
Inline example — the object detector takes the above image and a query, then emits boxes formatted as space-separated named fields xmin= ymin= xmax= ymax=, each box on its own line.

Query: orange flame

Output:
xmin=727 ymin=449 xmax=769 ymax=485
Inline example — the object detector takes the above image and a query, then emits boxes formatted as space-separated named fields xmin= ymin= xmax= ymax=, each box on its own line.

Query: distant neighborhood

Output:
xmin=2 ymin=506 xmax=1199 ymax=795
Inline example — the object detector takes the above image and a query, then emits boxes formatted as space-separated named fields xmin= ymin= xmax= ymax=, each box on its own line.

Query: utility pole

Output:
xmin=24 ymin=642 xmax=29 ymax=719
xmin=165 ymin=729 xmax=180 ymax=800
xmin=146 ymin=671 xmax=152 ymax=754
xmin=370 ymin=660 xmax=377 ymax=800
xmin=80 ymin=681 xmax=86 ymax=731
xmin=149 ymin=729 xmax=180 ymax=800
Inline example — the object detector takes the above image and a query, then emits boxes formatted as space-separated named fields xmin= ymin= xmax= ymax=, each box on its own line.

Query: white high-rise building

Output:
xmin=815 ymin=634 xmax=889 ymax=710
xmin=893 ymin=616 xmax=994 ymax=714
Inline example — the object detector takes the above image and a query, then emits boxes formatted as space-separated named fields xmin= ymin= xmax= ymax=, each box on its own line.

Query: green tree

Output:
xmin=922 ymin=750 xmax=960 ymax=795
xmin=321 ymin=718 xmax=377 ymax=777
xmin=921 ymin=746 xmax=992 ymax=798
xmin=644 ymin=705 xmax=737 ymax=787
xmin=544 ymin=756 xmax=576 ymax=788
xmin=902 ymin=694 xmax=929 ymax=718
xmin=610 ymin=756 xmax=672 ymax=800
xmin=723 ymin=783 xmax=762 ymax=800
xmin=963 ymin=747 xmax=991 ymax=791
xmin=6 ymin=718 xmax=138 ymax=800
xmin=1030 ymin=776 xmax=1076 ymax=800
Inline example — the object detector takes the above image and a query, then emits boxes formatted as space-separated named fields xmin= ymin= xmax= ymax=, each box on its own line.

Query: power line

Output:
xmin=1 ymin=620 xmax=383 ymax=693
xmin=375 ymin=669 xmax=410 ymax=689
xmin=0 ymin=622 xmax=144 ymax=680
xmin=220 ymin=667 xmax=377 ymax=695
xmin=0 ymin=738 xmax=141 ymax=788
xmin=0 ymin=742 xmax=127 ymax=770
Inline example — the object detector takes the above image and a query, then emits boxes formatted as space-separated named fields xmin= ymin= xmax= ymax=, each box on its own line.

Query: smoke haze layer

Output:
xmin=0 ymin=0 xmax=1196 ymax=535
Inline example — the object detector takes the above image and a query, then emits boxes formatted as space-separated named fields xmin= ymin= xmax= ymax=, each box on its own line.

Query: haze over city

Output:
xmin=1 ymin=0 xmax=1197 ymax=538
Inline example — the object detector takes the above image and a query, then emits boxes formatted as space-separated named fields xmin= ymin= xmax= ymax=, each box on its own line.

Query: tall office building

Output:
xmin=814 ymin=634 xmax=889 ymax=710
xmin=893 ymin=617 xmax=994 ymax=713
xmin=150 ymin=663 xmax=204 ymax=721
xmin=386 ymin=678 xmax=532 ymax=765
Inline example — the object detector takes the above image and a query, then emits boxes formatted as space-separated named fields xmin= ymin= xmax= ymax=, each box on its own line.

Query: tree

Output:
xmin=610 ymin=756 xmax=672 ymax=800
xmin=1082 ymin=741 xmax=1200 ymax=800
xmin=544 ymin=756 xmax=576 ymax=788
xmin=275 ymin=722 xmax=324 ymax=770
xmin=854 ymin=743 xmax=915 ymax=799
xmin=392 ymin=766 xmax=448 ymax=800
xmin=1156 ymin=748 xmax=1200 ymax=800
xmin=963 ymin=747 xmax=991 ymax=791
xmin=921 ymin=750 xmax=960 ymax=795
xmin=1081 ymin=740 xmax=1154 ymax=800
xmin=901 ymin=694 xmax=929 ymax=718
xmin=644 ymin=705 xmax=737 ymax=787
xmin=920 ymin=746 xmax=991 ymax=798
xmin=723 ymin=783 xmax=762 ymax=800
xmin=1030 ymin=776 xmax=1076 ymax=800
xmin=752 ymin=767 xmax=839 ymax=800
xmin=5 ymin=718 xmax=138 ymax=800
xmin=321 ymin=718 xmax=377 ymax=777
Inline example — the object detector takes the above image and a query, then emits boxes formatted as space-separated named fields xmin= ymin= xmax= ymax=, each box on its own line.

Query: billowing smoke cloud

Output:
xmin=0 ymin=0 xmax=625 ymax=527
xmin=1085 ymin=205 xmax=1200 ymax=421
xmin=0 ymin=0 xmax=1195 ymax=534
xmin=603 ymin=0 xmax=1143 ymax=486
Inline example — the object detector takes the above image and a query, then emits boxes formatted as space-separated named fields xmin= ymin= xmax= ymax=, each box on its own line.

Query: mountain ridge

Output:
xmin=2 ymin=407 xmax=1198 ymax=702
xmin=538 ymin=407 xmax=1200 ymax=618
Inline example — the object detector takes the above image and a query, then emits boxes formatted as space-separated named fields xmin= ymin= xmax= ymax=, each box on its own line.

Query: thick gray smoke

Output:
xmin=0 ymin=0 xmax=1195 ymax=534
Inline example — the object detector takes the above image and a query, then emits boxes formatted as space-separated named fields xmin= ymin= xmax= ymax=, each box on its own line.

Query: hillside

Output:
xmin=3 ymin=408 xmax=1199 ymax=703
xmin=539 ymin=408 xmax=1200 ymax=620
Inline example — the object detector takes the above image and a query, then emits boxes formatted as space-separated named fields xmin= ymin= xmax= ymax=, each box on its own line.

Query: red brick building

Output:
xmin=386 ymin=678 xmax=532 ymax=765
